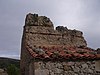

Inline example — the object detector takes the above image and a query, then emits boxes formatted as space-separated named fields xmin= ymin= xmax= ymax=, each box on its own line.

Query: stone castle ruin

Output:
xmin=20 ymin=13 xmax=100 ymax=75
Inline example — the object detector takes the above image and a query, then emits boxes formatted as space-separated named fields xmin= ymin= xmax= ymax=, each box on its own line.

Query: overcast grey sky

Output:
xmin=0 ymin=0 xmax=100 ymax=59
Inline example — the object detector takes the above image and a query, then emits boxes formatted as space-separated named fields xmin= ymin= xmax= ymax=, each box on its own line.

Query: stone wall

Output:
xmin=24 ymin=13 xmax=87 ymax=48
xmin=33 ymin=60 xmax=100 ymax=75
xmin=20 ymin=13 xmax=99 ymax=75
xmin=25 ymin=26 xmax=86 ymax=47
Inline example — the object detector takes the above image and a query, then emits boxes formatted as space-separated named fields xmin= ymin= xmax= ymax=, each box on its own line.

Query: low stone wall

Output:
xmin=33 ymin=60 xmax=100 ymax=75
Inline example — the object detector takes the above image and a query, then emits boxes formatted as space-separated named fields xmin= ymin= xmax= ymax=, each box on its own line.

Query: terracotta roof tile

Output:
xmin=26 ymin=45 xmax=100 ymax=60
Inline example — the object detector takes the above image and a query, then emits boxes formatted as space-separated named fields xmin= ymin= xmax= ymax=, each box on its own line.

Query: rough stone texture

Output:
xmin=24 ymin=13 xmax=87 ymax=47
xmin=33 ymin=61 xmax=100 ymax=75
xmin=25 ymin=13 xmax=53 ymax=27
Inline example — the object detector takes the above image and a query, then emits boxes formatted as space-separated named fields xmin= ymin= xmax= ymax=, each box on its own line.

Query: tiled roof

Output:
xmin=26 ymin=45 xmax=100 ymax=60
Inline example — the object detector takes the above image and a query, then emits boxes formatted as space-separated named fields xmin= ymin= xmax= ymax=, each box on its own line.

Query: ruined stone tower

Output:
xmin=20 ymin=13 xmax=100 ymax=75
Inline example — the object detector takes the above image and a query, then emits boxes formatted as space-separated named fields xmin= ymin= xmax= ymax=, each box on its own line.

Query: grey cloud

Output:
xmin=0 ymin=49 xmax=20 ymax=59
xmin=73 ymin=0 xmax=100 ymax=49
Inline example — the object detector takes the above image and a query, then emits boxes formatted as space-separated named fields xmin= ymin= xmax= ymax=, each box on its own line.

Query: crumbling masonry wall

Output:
xmin=24 ymin=13 xmax=87 ymax=47
xmin=21 ymin=13 xmax=100 ymax=75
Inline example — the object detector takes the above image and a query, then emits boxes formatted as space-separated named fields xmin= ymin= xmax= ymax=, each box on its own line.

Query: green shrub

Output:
xmin=7 ymin=64 xmax=19 ymax=75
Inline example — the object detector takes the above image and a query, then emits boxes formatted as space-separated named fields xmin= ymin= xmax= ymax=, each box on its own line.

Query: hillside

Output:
xmin=0 ymin=57 xmax=20 ymax=69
